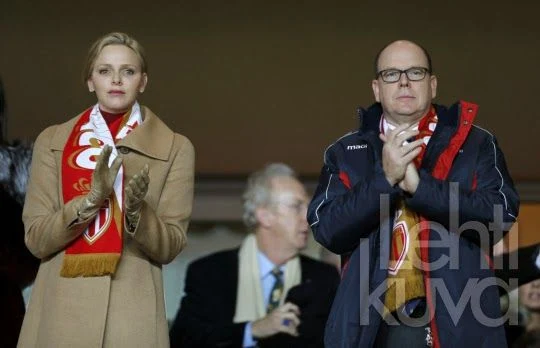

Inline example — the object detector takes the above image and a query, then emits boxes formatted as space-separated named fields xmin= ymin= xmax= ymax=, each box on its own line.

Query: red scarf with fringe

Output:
xmin=60 ymin=105 xmax=140 ymax=277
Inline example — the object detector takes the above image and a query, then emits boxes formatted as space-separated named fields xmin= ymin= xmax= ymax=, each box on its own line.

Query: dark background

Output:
xmin=1 ymin=0 xmax=538 ymax=179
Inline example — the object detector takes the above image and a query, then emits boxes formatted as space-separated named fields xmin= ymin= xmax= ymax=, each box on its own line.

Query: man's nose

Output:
xmin=398 ymin=71 xmax=410 ymax=87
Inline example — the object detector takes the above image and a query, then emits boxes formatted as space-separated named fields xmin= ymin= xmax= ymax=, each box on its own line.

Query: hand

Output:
xmin=124 ymin=164 xmax=150 ymax=228
xmin=379 ymin=123 xmax=423 ymax=186
xmin=79 ymin=145 xmax=122 ymax=220
xmin=398 ymin=162 xmax=420 ymax=194
xmin=251 ymin=302 xmax=301 ymax=339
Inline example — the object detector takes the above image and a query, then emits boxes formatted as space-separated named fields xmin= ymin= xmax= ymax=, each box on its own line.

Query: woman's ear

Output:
xmin=87 ymin=79 xmax=95 ymax=93
xmin=139 ymin=73 xmax=148 ymax=93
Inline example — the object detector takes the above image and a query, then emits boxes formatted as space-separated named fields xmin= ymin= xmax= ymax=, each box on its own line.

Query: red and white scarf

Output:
xmin=60 ymin=102 xmax=142 ymax=277
xmin=381 ymin=106 xmax=438 ymax=314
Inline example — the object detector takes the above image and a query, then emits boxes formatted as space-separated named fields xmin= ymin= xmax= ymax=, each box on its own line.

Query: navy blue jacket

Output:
xmin=307 ymin=102 xmax=519 ymax=348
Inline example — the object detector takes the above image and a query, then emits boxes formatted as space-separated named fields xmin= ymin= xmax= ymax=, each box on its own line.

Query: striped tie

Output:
xmin=266 ymin=267 xmax=284 ymax=312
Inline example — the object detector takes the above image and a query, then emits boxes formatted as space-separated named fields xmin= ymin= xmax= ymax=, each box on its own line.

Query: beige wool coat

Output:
xmin=17 ymin=106 xmax=194 ymax=348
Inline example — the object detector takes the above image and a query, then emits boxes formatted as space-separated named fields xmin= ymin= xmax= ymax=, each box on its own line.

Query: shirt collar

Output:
xmin=257 ymin=250 xmax=284 ymax=280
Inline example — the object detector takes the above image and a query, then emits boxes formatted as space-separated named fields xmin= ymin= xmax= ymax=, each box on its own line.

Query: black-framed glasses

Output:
xmin=377 ymin=67 xmax=430 ymax=83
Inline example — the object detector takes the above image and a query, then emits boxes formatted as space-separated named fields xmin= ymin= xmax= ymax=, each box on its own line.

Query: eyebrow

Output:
xmin=95 ymin=64 xmax=138 ymax=69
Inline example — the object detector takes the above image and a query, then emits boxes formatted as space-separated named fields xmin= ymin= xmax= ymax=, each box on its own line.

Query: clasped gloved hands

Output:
xmin=78 ymin=145 xmax=122 ymax=220
xmin=124 ymin=164 xmax=149 ymax=232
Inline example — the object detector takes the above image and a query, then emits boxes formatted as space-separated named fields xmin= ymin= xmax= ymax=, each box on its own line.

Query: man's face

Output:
xmin=371 ymin=41 xmax=437 ymax=125
xmin=267 ymin=176 xmax=310 ymax=254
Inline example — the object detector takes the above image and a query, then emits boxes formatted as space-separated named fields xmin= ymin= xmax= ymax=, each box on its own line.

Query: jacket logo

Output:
xmin=346 ymin=144 xmax=367 ymax=150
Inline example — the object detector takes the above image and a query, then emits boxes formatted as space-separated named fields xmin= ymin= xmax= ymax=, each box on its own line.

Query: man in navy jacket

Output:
xmin=307 ymin=40 xmax=519 ymax=347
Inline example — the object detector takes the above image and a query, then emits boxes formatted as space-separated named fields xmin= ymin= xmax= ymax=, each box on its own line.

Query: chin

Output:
xmin=296 ymin=241 xmax=308 ymax=250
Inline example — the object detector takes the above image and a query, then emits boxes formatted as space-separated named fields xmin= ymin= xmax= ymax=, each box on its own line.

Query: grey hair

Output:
xmin=242 ymin=163 xmax=297 ymax=230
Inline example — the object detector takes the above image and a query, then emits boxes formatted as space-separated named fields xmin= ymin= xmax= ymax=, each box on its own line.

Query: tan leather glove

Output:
xmin=78 ymin=145 xmax=123 ymax=220
xmin=124 ymin=164 xmax=149 ymax=232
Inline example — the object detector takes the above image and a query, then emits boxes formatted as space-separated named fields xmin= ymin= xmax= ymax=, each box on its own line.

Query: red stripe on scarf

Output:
xmin=60 ymin=107 xmax=123 ymax=277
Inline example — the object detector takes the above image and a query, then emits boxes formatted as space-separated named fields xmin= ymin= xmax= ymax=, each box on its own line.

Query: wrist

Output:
xmin=125 ymin=208 xmax=141 ymax=232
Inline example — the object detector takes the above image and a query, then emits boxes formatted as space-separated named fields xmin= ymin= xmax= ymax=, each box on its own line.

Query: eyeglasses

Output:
xmin=273 ymin=200 xmax=308 ymax=215
xmin=377 ymin=67 xmax=430 ymax=83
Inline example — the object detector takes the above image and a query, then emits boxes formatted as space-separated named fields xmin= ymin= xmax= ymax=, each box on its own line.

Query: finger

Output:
xmin=282 ymin=311 xmax=301 ymax=326
xmin=129 ymin=178 xmax=143 ymax=197
xmin=406 ymin=138 xmax=425 ymax=148
xmin=135 ymin=173 xmax=148 ymax=190
xmin=125 ymin=185 xmax=134 ymax=202
xmin=402 ymin=146 xmax=423 ymax=163
xmin=280 ymin=313 xmax=300 ymax=336
xmin=400 ymin=139 xmax=423 ymax=155
xmin=94 ymin=146 xmax=107 ymax=172
xmin=132 ymin=175 xmax=147 ymax=195
xmin=394 ymin=129 xmax=419 ymax=146
xmin=386 ymin=123 xmax=413 ymax=140
xmin=109 ymin=157 xmax=123 ymax=178
xmin=133 ymin=165 xmax=150 ymax=186
xmin=282 ymin=302 xmax=301 ymax=315
xmin=100 ymin=145 xmax=112 ymax=163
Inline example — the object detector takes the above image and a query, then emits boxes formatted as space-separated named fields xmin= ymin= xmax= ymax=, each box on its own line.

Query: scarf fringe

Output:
xmin=384 ymin=273 xmax=425 ymax=316
xmin=60 ymin=253 xmax=121 ymax=278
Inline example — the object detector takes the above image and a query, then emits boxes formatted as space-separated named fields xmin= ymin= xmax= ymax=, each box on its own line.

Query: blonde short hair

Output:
xmin=82 ymin=32 xmax=147 ymax=84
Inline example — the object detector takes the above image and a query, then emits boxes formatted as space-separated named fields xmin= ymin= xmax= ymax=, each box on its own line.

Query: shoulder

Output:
xmin=299 ymin=254 xmax=339 ymax=279
xmin=187 ymin=248 xmax=239 ymax=272
xmin=141 ymin=105 xmax=195 ymax=158
xmin=35 ymin=110 xmax=89 ymax=150
xmin=322 ymin=131 xmax=360 ymax=165
xmin=173 ymin=133 xmax=195 ymax=157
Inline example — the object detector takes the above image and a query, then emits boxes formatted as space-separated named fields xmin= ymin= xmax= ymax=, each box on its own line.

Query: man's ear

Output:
xmin=430 ymin=74 xmax=438 ymax=99
xmin=372 ymin=79 xmax=381 ymax=102
xmin=256 ymin=207 xmax=273 ymax=228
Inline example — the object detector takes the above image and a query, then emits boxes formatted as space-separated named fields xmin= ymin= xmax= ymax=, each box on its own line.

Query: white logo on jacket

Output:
xmin=346 ymin=144 xmax=367 ymax=150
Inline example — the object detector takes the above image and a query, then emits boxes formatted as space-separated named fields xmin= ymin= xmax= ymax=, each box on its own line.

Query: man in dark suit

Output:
xmin=169 ymin=163 xmax=340 ymax=347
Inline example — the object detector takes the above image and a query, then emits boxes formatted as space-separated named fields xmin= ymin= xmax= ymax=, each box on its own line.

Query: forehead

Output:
xmin=270 ymin=176 xmax=308 ymax=201
xmin=378 ymin=42 xmax=428 ymax=70
xmin=94 ymin=44 xmax=140 ymax=66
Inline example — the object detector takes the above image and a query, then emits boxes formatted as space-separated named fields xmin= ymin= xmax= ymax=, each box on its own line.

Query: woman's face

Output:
xmin=520 ymin=280 xmax=540 ymax=311
xmin=87 ymin=44 xmax=147 ymax=113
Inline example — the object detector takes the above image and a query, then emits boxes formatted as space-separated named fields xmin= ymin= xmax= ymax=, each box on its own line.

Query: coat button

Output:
xmin=118 ymin=147 xmax=130 ymax=154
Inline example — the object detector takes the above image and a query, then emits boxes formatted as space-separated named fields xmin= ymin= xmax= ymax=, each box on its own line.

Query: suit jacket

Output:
xmin=494 ymin=243 xmax=540 ymax=293
xmin=169 ymin=248 xmax=340 ymax=348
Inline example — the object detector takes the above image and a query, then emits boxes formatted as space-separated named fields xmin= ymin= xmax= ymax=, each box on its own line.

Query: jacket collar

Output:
xmin=356 ymin=101 xmax=478 ymax=171
xmin=357 ymin=102 xmax=462 ymax=133
xmin=51 ymin=105 xmax=173 ymax=161
xmin=115 ymin=106 xmax=173 ymax=161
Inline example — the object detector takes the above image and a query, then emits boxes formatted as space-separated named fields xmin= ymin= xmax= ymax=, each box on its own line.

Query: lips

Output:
xmin=108 ymin=90 xmax=125 ymax=95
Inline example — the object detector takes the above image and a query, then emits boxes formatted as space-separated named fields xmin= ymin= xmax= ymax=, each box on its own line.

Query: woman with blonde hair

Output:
xmin=18 ymin=32 xmax=194 ymax=347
